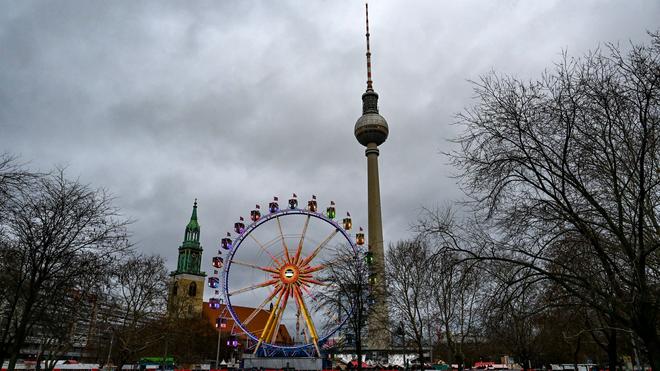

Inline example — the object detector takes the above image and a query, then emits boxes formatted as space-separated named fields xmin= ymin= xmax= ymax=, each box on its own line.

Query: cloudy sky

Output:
xmin=1 ymin=0 xmax=659 ymax=298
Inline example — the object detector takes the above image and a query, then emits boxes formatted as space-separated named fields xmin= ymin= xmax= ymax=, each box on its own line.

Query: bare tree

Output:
xmin=0 ymin=169 xmax=130 ymax=370
xmin=414 ymin=208 xmax=487 ymax=368
xmin=429 ymin=252 xmax=483 ymax=369
xmin=0 ymin=154 xmax=37 ymax=211
xmin=316 ymin=246 xmax=377 ymax=371
xmin=482 ymin=270 xmax=547 ymax=371
xmin=0 ymin=155 xmax=38 ymax=336
xmin=104 ymin=252 xmax=169 ymax=370
xmin=33 ymin=290 xmax=100 ymax=371
xmin=386 ymin=239 xmax=433 ymax=366
xmin=447 ymin=32 xmax=660 ymax=369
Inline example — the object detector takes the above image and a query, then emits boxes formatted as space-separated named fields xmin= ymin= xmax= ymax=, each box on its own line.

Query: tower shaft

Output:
xmin=366 ymin=143 xmax=390 ymax=349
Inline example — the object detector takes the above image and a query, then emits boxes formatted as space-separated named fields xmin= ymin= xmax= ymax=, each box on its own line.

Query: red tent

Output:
xmin=349 ymin=361 xmax=371 ymax=369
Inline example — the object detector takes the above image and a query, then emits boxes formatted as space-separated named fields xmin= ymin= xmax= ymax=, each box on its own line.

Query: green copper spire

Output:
xmin=173 ymin=199 xmax=205 ymax=277
xmin=184 ymin=199 xmax=200 ymax=244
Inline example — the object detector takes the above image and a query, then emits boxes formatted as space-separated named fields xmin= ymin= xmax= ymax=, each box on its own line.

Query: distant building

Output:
xmin=168 ymin=200 xmax=206 ymax=318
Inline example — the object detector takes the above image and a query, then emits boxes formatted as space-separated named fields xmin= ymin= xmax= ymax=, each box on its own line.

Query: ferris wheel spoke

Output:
xmin=293 ymin=214 xmax=311 ymax=264
xmin=293 ymin=286 xmax=321 ymax=356
xmin=262 ymin=287 xmax=285 ymax=343
xmin=253 ymin=286 xmax=286 ymax=354
xmin=249 ymin=234 xmax=282 ymax=266
xmin=299 ymin=283 xmax=318 ymax=301
xmin=243 ymin=285 xmax=281 ymax=327
xmin=300 ymin=277 xmax=327 ymax=286
xmin=268 ymin=286 xmax=291 ymax=344
xmin=229 ymin=278 xmax=279 ymax=297
xmin=276 ymin=216 xmax=291 ymax=262
xmin=231 ymin=259 xmax=279 ymax=274
xmin=300 ymin=229 xmax=339 ymax=266
xmin=301 ymin=262 xmax=328 ymax=274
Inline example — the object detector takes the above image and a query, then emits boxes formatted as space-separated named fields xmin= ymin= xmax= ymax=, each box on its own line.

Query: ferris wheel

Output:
xmin=208 ymin=195 xmax=366 ymax=357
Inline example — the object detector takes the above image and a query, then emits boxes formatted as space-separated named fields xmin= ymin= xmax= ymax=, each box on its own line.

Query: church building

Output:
xmin=168 ymin=200 xmax=206 ymax=317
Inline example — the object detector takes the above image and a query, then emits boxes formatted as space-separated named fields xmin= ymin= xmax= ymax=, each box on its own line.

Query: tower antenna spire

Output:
xmin=365 ymin=1 xmax=373 ymax=92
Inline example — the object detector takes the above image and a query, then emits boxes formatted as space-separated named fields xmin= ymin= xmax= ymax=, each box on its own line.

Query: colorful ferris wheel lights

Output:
xmin=343 ymin=212 xmax=352 ymax=230
xmin=269 ymin=196 xmax=280 ymax=213
xmin=356 ymin=227 xmax=365 ymax=246
xmin=209 ymin=297 xmax=222 ymax=309
xmin=250 ymin=205 xmax=261 ymax=222
xmin=365 ymin=250 xmax=374 ymax=265
xmin=216 ymin=317 xmax=227 ymax=329
xmin=288 ymin=193 xmax=298 ymax=209
xmin=307 ymin=195 xmax=318 ymax=212
xmin=208 ymin=277 xmax=219 ymax=289
xmin=227 ymin=335 xmax=239 ymax=348
xmin=234 ymin=217 xmax=246 ymax=234
xmin=212 ymin=256 xmax=224 ymax=268
xmin=221 ymin=232 xmax=233 ymax=250
xmin=326 ymin=200 xmax=336 ymax=219
xmin=215 ymin=317 xmax=228 ymax=328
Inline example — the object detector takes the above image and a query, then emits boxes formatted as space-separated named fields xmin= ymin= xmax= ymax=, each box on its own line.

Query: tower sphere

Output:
xmin=355 ymin=90 xmax=389 ymax=147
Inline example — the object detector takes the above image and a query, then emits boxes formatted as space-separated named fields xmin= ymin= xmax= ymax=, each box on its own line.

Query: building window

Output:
xmin=172 ymin=282 xmax=178 ymax=296
xmin=188 ymin=281 xmax=197 ymax=297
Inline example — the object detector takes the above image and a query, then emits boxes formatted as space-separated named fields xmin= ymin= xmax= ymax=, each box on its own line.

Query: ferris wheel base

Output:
xmin=242 ymin=354 xmax=323 ymax=371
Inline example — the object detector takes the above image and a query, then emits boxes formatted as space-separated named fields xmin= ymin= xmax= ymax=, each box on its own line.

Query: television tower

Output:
xmin=354 ymin=1 xmax=390 ymax=349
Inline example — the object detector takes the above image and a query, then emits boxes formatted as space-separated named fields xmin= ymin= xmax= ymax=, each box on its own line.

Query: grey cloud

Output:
xmin=1 ymin=0 xmax=658 ymax=302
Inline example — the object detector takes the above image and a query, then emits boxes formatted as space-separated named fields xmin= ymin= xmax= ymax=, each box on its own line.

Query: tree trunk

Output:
xmin=8 ymin=301 xmax=35 ymax=371
xmin=455 ymin=351 xmax=464 ymax=371
xmin=606 ymin=330 xmax=617 ymax=371
xmin=7 ymin=273 xmax=41 ymax=371
xmin=646 ymin=342 xmax=660 ymax=371
xmin=444 ymin=330 xmax=454 ymax=365
xmin=637 ymin=330 xmax=660 ymax=371
xmin=632 ymin=301 xmax=660 ymax=371
xmin=356 ymin=337 xmax=362 ymax=371
xmin=0 ymin=282 xmax=23 ymax=370
xmin=573 ymin=335 xmax=582 ymax=371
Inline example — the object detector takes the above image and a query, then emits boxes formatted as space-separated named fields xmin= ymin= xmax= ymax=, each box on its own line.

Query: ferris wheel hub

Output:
xmin=279 ymin=264 xmax=300 ymax=284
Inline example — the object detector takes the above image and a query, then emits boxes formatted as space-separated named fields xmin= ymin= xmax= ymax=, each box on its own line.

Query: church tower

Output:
xmin=168 ymin=199 xmax=206 ymax=317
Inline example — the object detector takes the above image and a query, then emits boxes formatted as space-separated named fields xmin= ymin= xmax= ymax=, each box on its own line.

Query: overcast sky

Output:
xmin=1 ymin=0 xmax=659 ymax=298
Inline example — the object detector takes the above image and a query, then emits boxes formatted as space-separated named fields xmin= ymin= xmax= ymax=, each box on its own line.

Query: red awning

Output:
xmin=349 ymin=361 xmax=371 ymax=368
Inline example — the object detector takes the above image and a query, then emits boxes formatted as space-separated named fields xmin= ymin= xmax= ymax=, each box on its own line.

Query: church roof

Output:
xmin=202 ymin=303 xmax=293 ymax=345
